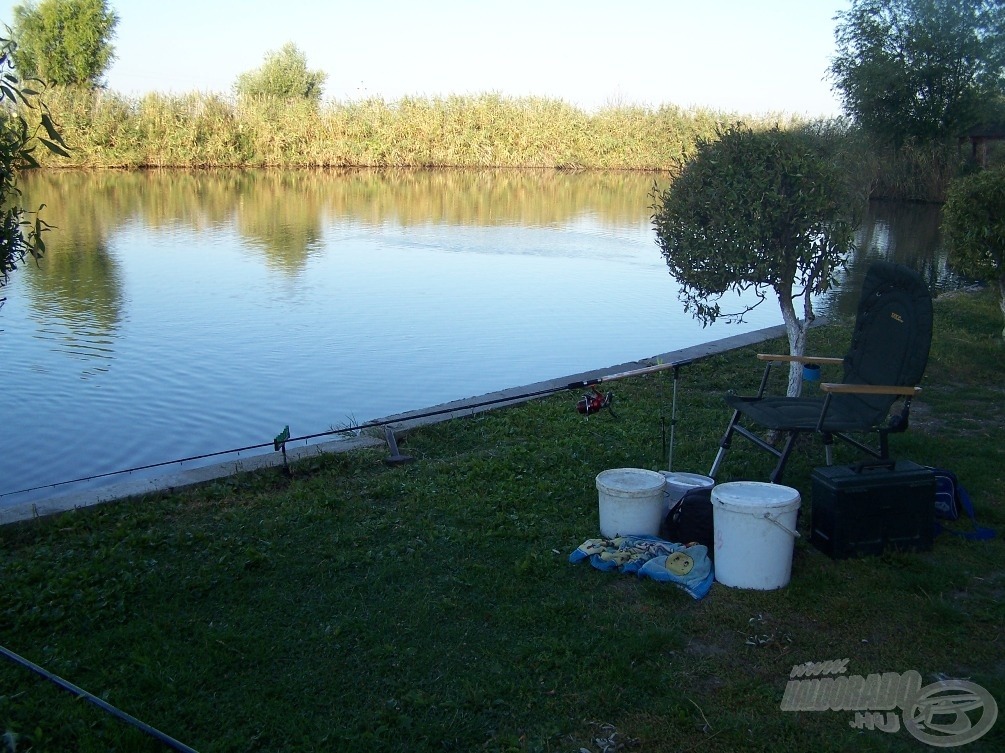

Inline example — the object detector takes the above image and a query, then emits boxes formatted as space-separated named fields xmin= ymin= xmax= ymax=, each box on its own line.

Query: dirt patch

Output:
xmin=685 ymin=633 xmax=736 ymax=658
xmin=902 ymin=395 xmax=1005 ymax=438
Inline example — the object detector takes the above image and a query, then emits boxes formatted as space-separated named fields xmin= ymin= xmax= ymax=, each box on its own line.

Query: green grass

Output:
xmin=1 ymin=289 xmax=1003 ymax=752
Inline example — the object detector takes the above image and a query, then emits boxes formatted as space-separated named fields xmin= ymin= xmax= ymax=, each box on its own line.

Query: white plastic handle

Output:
xmin=763 ymin=512 xmax=801 ymax=538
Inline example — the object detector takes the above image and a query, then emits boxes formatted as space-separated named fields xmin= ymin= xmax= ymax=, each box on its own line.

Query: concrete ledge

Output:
xmin=1 ymin=323 xmax=792 ymax=526
xmin=380 ymin=323 xmax=791 ymax=431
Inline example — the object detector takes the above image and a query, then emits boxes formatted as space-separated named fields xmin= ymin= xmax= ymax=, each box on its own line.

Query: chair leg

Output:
xmin=768 ymin=431 xmax=800 ymax=484
xmin=709 ymin=409 xmax=742 ymax=479
xmin=823 ymin=432 xmax=835 ymax=466
xmin=709 ymin=446 xmax=728 ymax=479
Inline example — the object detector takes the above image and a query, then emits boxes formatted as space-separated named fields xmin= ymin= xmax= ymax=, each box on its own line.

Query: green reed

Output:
xmin=22 ymin=87 xmax=988 ymax=201
xmin=868 ymin=140 xmax=977 ymax=202
xmin=27 ymin=87 xmax=790 ymax=171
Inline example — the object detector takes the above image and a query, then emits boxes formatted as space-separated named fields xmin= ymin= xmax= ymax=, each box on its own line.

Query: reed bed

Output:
xmin=21 ymin=87 xmax=986 ymax=201
xmin=867 ymin=140 xmax=975 ymax=203
xmin=27 ymin=87 xmax=797 ymax=171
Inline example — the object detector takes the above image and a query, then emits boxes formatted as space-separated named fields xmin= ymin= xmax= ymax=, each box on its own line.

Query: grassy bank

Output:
xmin=1 ymin=288 xmax=1003 ymax=752
xmin=27 ymin=88 xmax=797 ymax=170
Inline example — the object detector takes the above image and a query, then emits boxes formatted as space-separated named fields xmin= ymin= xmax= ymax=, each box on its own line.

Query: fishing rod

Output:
xmin=1 ymin=357 xmax=694 ymax=498
xmin=269 ymin=357 xmax=695 ymax=453
xmin=0 ymin=439 xmax=280 ymax=498
xmin=0 ymin=645 xmax=200 ymax=753
xmin=668 ymin=362 xmax=683 ymax=471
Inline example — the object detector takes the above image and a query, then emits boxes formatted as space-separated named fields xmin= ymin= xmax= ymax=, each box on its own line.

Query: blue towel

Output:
xmin=569 ymin=535 xmax=714 ymax=600
xmin=638 ymin=544 xmax=714 ymax=600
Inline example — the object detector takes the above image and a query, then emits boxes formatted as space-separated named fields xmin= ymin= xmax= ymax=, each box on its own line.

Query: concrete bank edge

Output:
xmin=1 ymin=323 xmax=792 ymax=526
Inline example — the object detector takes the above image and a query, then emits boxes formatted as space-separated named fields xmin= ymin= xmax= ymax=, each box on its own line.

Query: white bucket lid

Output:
xmin=596 ymin=468 xmax=666 ymax=498
xmin=712 ymin=481 xmax=801 ymax=513
xmin=660 ymin=471 xmax=715 ymax=489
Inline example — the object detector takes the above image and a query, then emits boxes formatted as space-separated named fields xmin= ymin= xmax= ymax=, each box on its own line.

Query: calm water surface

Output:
xmin=0 ymin=170 xmax=955 ymax=505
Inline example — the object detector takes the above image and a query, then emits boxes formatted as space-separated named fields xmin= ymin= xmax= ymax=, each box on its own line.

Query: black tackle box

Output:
xmin=810 ymin=460 xmax=935 ymax=559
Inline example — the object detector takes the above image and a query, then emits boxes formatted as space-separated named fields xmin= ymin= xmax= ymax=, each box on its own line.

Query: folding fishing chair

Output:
xmin=708 ymin=261 xmax=933 ymax=484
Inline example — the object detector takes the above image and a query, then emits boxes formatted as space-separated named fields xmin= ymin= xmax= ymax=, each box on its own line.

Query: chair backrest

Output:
xmin=841 ymin=261 xmax=934 ymax=421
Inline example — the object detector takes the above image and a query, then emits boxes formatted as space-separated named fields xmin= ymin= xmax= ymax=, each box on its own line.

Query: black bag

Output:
xmin=660 ymin=486 xmax=715 ymax=558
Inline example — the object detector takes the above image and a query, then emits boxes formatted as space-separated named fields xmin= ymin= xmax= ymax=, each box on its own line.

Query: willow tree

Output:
xmin=234 ymin=42 xmax=327 ymax=104
xmin=651 ymin=123 xmax=864 ymax=396
xmin=942 ymin=169 xmax=1005 ymax=337
xmin=830 ymin=0 xmax=1005 ymax=147
xmin=1 ymin=31 xmax=68 ymax=304
xmin=11 ymin=0 xmax=118 ymax=88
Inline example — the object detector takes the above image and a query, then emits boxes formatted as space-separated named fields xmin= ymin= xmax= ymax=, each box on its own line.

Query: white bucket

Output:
xmin=596 ymin=468 xmax=667 ymax=537
xmin=711 ymin=481 xmax=801 ymax=590
xmin=660 ymin=471 xmax=715 ymax=514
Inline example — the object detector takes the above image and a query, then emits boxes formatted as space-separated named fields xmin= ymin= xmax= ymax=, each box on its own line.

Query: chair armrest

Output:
xmin=819 ymin=383 xmax=922 ymax=397
xmin=757 ymin=353 xmax=844 ymax=366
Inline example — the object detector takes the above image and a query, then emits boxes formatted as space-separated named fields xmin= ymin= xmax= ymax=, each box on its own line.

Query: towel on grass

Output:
xmin=569 ymin=535 xmax=714 ymax=600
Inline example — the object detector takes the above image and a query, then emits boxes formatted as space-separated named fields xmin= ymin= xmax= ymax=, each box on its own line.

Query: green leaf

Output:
xmin=39 ymin=138 xmax=70 ymax=158
xmin=39 ymin=113 xmax=68 ymax=148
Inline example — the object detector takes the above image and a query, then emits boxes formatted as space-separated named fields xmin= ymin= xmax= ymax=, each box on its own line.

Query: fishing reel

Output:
xmin=577 ymin=387 xmax=616 ymax=417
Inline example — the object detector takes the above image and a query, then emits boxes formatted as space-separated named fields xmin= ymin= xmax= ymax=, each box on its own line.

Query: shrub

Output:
xmin=942 ymin=168 xmax=1005 ymax=337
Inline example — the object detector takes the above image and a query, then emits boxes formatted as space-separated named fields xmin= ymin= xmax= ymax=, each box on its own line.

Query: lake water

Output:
xmin=0 ymin=169 xmax=955 ymax=506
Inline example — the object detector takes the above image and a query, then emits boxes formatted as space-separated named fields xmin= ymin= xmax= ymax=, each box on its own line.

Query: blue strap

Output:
xmin=935 ymin=480 xmax=996 ymax=541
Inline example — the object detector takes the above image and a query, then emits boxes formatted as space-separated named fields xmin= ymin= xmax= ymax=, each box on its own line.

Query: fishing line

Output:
xmin=0 ymin=645 xmax=199 ymax=753
xmin=0 ymin=439 xmax=279 ymax=498
xmin=1 ymin=359 xmax=693 ymax=500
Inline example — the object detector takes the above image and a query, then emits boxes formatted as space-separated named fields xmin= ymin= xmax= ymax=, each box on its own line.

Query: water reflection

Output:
xmin=230 ymin=172 xmax=328 ymax=272
xmin=23 ymin=167 xmax=653 ymax=223
xmin=821 ymin=200 xmax=957 ymax=319
xmin=20 ymin=168 xmax=659 ymax=276
xmin=15 ymin=169 xmax=955 ymax=370
xmin=20 ymin=185 xmax=124 ymax=376
xmin=25 ymin=241 xmax=121 ymax=377
xmin=4 ymin=169 xmax=954 ymax=504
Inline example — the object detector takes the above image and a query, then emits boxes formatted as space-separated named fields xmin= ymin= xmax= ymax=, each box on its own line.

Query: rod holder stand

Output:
xmin=384 ymin=427 xmax=414 ymax=466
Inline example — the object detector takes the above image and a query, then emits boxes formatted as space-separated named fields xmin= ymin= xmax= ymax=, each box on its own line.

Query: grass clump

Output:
xmin=0 ymin=289 xmax=1002 ymax=752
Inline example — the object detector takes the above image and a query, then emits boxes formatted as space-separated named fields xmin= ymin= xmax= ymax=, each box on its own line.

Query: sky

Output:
xmin=1 ymin=0 xmax=851 ymax=116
